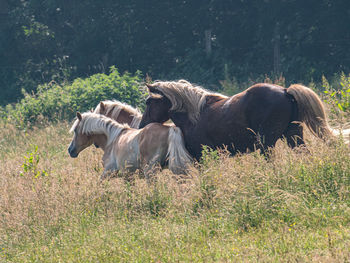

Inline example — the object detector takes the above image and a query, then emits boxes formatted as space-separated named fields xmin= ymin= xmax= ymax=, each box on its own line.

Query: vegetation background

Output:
xmin=1 ymin=1 xmax=350 ymax=262
xmin=1 ymin=0 xmax=350 ymax=105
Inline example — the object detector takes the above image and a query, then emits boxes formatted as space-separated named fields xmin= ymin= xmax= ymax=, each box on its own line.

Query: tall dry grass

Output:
xmin=0 ymin=121 xmax=349 ymax=262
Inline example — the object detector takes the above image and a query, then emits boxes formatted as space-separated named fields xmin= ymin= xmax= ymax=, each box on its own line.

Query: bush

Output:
xmin=4 ymin=67 xmax=144 ymax=127
xmin=323 ymin=72 xmax=350 ymax=115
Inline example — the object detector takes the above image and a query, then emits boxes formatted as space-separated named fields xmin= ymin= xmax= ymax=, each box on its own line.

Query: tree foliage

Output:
xmin=1 ymin=0 xmax=349 ymax=104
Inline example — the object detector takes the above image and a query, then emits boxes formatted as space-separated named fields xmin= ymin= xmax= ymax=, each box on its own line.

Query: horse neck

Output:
xmin=130 ymin=114 xmax=142 ymax=128
xmin=116 ymin=109 xmax=141 ymax=128
xmin=91 ymin=133 xmax=108 ymax=150
xmin=83 ymin=116 xmax=126 ymax=147
xmin=169 ymin=112 xmax=193 ymax=134
xmin=114 ymin=110 xmax=132 ymax=124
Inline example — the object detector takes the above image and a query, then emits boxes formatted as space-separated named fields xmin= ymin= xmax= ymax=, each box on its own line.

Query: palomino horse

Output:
xmin=139 ymin=80 xmax=334 ymax=160
xmin=68 ymin=112 xmax=192 ymax=179
xmin=94 ymin=100 xmax=142 ymax=128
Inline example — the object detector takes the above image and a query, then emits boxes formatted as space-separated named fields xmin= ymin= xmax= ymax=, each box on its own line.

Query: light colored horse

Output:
xmin=68 ymin=112 xmax=192 ymax=180
xmin=94 ymin=100 xmax=142 ymax=128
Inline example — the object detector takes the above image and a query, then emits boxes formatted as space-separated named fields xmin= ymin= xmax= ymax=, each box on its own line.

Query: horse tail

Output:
xmin=286 ymin=84 xmax=334 ymax=140
xmin=167 ymin=126 xmax=193 ymax=174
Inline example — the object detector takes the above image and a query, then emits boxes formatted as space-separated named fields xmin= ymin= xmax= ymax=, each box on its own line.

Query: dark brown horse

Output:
xmin=139 ymin=80 xmax=334 ymax=160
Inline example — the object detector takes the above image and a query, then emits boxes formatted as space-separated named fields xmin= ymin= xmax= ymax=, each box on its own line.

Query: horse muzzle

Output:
xmin=68 ymin=145 xmax=79 ymax=158
xmin=139 ymin=119 xmax=149 ymax=129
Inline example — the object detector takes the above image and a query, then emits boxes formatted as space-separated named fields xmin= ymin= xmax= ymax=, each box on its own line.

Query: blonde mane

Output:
xmin=70 ymin=112 xmax=129 ymax=146
xmin=94 ymin=100 xmax=142 ymax=128
xmin=149 ymin=80 xmax=228 ymax=123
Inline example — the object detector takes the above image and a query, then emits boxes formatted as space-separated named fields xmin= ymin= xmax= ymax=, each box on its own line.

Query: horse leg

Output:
xmin=100 ymin=166 xmax=118 ymax=181
xmin=142 ymin=158 xmax=162 ymax=181
xmin=255 ymin=134 xmax=273 ymax=156
xmin=282 ymin=122 xmax=305 ymax=148
xmin=254 ymin=128 xmax=281 ymax=156
xmin=100 ymin=169 xmax=112 ymax=181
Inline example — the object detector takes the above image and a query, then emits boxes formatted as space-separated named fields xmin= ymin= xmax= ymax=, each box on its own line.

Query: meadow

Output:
xmin=1 ymin=71 xmax=350 ymax=262
xmin=0 ymin=118 xmax=349 ymax=262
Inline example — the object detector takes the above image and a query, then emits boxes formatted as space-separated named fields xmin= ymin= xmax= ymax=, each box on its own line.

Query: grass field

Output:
xmin=0 ymin=120 xmax=349 ymax=262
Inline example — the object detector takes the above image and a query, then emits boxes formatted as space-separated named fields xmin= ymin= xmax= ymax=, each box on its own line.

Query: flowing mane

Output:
xmin=70 ymin=112 xmax=129 ymax=146
xmin=93 ymin=100 xmax=142 ymax=128
xmin=149 ymin=80 xmax=228 ymax=124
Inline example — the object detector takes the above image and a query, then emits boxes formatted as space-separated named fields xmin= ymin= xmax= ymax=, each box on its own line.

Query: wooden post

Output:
xmin=205 ymin=29 xmax=212 ymax=58
xmin=273 ymin=22 xmax=281 ymax=76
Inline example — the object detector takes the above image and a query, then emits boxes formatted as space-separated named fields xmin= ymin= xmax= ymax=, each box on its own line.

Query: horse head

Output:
xmin=68 ymin=112 xmax=93 ymax=157
xmin=139 ymin=83 xmax=172 ymax=128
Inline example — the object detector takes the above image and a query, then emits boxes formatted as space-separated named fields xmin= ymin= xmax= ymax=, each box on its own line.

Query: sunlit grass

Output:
xmin=0 ymin=121 xmax=349 ymax=262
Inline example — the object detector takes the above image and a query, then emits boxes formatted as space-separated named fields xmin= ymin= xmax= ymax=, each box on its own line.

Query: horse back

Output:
xmin=243 ymin=84 xmax=292 ymax=123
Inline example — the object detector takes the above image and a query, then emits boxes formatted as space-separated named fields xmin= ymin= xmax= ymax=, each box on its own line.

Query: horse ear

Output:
xmin=99 ymin=101 xmax=105 ymax=112
xmin=76 ymin=112 xmax=82 ymax=121
xmin=146 ymin=83 xmax=157 ymax=93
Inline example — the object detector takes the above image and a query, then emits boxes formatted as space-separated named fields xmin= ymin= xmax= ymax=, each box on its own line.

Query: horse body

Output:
xmin=169 ymin=84 xmax=295 ymax=159
xmin=68 ymin=112 xmax=192 ymax=179
xmin=140 ymin=81 xmax=332 ymax=160
xmin=94 ymin=100 xmax=186 ymax=169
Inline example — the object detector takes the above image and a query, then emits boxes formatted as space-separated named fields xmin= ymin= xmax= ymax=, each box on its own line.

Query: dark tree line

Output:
xmin=1 ymin=0 xmax=350 ymax=105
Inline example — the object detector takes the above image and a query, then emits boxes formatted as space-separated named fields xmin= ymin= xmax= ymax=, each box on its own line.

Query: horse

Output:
xmin=94 ymin=100 xmax=142 ymax=128
xmin=94 ymin=99 xmax=174 ymax=128
xmin=139 ymin=80 xmax=335 ymax=160
xmin=68 ymin=112 xmax=192 ymax=180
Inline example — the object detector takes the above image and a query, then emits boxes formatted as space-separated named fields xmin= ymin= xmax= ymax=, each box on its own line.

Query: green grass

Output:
xmin=0 ymin=121 xmax=349 ymax=262
xmin=3 ymin=216 xmax=350 ymax=262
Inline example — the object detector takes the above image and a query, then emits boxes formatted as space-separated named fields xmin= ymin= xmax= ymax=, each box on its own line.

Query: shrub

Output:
xmin=323 ymin=72 xmax=350 ymax=115
xmin=4 ymin=67 xmax=144 ymax=127
xmin=20 ymin=145 xmax=48 ymax=178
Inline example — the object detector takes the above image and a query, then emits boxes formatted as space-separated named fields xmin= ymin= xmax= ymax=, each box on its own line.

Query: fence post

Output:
xmin=205 ymin=29 xmax=212 ymax=58
xmin=273 ymin=22 xmax=281 ymax=76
